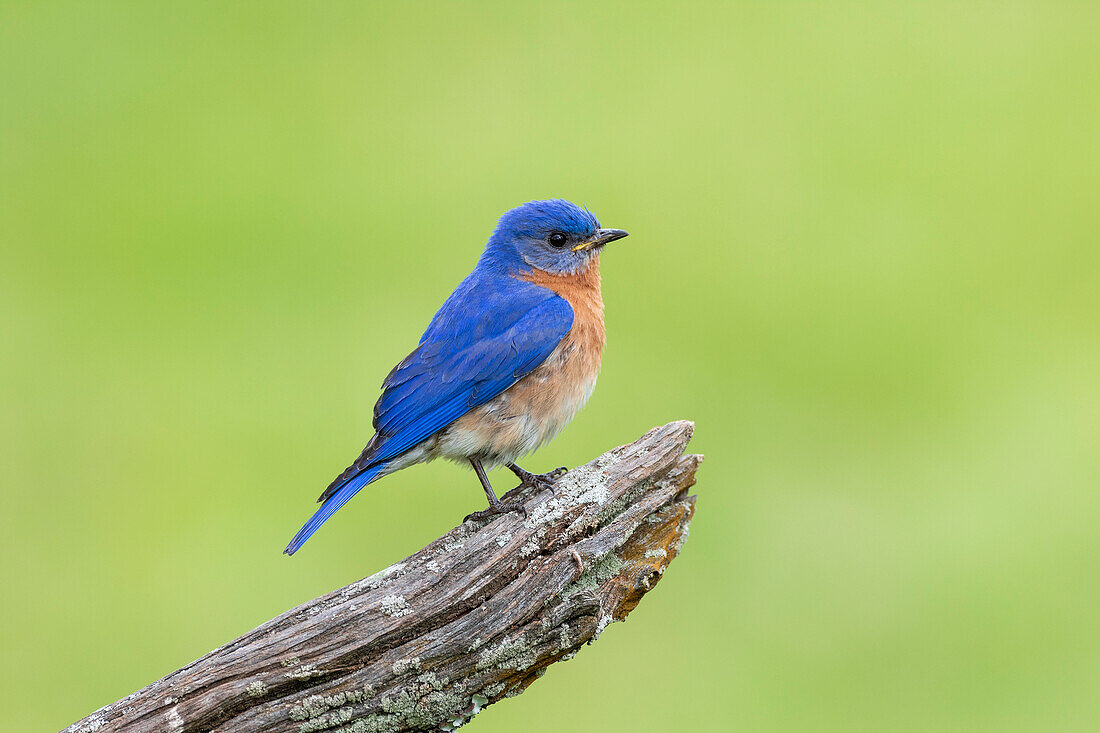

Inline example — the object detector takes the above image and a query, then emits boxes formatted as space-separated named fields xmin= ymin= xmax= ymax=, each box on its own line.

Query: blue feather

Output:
xmin=284 ymin=463 xmax=387 ymax=555
xmin=367 ymin=277 xmax=574 ymax=464
xmin=285 ymin=281 xmax=572 ymax=553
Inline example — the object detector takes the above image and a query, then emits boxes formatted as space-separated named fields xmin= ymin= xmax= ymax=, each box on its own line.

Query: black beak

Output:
xmin=574 ymin=228 xmax=629 ymax=252
xmin=594 ymin=228 xmax=629 ymax=245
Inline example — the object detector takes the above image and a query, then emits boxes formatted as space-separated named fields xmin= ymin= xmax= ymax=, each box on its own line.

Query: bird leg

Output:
xmin=464 ymin=458 xmax=528 ymax=523
xmin=506 ymin=462 xmax=568 ymax=492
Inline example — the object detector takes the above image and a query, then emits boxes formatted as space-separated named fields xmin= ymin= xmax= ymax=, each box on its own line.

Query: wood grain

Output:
xmin=64 ymin=421 xmax=701 ymax=733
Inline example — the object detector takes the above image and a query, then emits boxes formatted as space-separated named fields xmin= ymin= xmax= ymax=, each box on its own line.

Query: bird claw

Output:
xmin=516 ymin=466 xmax=568 ymax=492
xmin=464 ymin=501 xmax=528 ymax=524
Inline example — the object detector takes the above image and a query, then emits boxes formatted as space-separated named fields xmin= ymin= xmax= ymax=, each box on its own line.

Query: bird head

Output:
xmin=482 ymin=199 xmax=628 ymax=276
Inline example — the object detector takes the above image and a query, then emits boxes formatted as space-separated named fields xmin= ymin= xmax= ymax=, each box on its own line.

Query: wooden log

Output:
xmin=64 ymin=421 xmax=701 ymax=733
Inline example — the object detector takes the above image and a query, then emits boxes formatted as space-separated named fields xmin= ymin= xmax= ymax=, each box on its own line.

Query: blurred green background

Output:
xmin=3 ymin=2 xmax=1098 ymax=731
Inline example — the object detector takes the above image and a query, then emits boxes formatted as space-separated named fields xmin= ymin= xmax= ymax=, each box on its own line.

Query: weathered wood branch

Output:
xmin=65 ymin=421 xmax=701 ymax=733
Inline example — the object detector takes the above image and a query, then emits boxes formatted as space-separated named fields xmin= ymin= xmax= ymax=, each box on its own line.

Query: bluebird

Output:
xmin=284 ymin=200 xmax=628 ymax=555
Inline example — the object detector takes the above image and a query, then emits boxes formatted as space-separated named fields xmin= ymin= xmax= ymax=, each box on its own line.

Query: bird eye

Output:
xmin=548 ymin=232 xmax=568 ymax=248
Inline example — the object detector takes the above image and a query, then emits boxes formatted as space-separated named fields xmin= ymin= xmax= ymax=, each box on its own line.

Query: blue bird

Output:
xmin=285 ymin=199 xmax=628 ymax=555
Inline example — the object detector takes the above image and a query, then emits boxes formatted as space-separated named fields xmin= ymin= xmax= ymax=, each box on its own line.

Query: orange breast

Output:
xmin=512 ymin=258 xmax=606 ymax=436
xmin=520 ymin=257 xmax=606 ymax=366
xmin=430 ymin=260 xmax=607 ymax=466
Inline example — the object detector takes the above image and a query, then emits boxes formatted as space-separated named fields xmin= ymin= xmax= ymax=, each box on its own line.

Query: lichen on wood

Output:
xmin=63 ymin=421 xmax=701 ymax=733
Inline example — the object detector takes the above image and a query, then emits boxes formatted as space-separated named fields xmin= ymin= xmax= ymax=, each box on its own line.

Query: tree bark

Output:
xmin=64 ymin=421 xmax=701 ymax=733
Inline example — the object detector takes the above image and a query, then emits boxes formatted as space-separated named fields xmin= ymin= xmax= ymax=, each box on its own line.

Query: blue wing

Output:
xmin=285 ymin=272 xmax=572 ymax=554
xmin=367 ymin=276 xmax=573 ymax=465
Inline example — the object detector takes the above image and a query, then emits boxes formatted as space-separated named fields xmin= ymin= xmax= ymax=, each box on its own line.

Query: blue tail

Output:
xmin=284 ymin=463 xmax=387 ymax=555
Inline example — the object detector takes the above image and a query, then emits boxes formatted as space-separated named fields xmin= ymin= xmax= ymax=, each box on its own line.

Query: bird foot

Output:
xmin=463 ymin=500 xmax=528 ymax=524
xmin=514 ymin=466 xmax=568 ymax=492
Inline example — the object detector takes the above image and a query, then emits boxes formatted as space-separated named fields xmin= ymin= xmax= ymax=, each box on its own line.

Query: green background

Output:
xmin=3 ymin=2 xmax=1098 ymax=731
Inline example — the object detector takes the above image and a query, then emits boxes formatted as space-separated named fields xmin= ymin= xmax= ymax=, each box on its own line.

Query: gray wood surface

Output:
xmin=64 ymin=421 xmax=701 ymax=733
